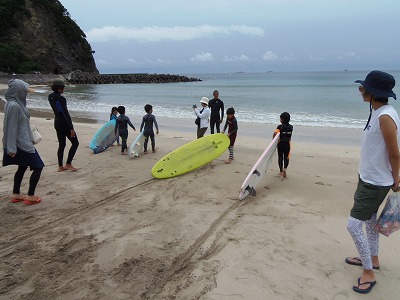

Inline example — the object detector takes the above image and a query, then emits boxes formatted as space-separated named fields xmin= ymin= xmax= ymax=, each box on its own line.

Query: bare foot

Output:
xmin=23 ymin=195 xmax=42 ymax=205
xmin=282 ymin=170 xmax=287 ymax=178
xmin=64 ymin=164 xmax=78 ymax=171
xmin=225 ymin=159 xmax=232 ymax=164
xmin=58 ymin=166 xmax=68 ymax=172
xmin=152 ymin=149 xmax=157 ymax=153
xmin=143 ymin=151 xmax=148 ymax=154
xmin=10 ymin=193 xmax=26 ymax=203
xmin=279 ymin=172 xmax=283 ymax=176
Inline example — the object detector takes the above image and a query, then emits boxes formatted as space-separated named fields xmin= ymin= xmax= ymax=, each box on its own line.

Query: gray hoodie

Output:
xmin=2 ymin=79 xmax=35 ymax=154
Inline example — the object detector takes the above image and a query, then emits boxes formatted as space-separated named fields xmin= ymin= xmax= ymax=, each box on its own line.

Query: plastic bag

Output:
xmin=375 ymin=192 xmax=400 ymax=237
xmin=195 ymin=117 xmax=200 ymax=126
xmin=30 ymin=124 xmax=42 ymax=144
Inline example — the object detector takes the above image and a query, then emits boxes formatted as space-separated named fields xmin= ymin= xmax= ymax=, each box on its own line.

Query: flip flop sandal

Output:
xmin=353 ymin=277 xmax=377 ymax=294
xmin=10 ymin=198 xmax=25 ymax=203
xmin=23 ymin=197 xmax=42 ymax=205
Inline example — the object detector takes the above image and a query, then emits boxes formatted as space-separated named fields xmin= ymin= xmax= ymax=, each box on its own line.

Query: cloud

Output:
xmin=190 ymin=52 xmax=214 ymax=62
xmin=261 ymin=51 xmax=278 ymax=61
xmin=222 ymin=54 xmax=250 ymax=62
xmin=87 ymin=24 xmax=264 ymax=42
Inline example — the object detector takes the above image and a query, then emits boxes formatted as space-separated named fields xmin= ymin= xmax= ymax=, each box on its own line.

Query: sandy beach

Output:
xmin=1 ymin=93 xmax=400 ymax=299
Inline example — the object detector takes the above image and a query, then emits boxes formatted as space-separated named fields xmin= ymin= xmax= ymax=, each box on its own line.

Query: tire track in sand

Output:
xmin=143 ymin=199 xmax=245 ymax=298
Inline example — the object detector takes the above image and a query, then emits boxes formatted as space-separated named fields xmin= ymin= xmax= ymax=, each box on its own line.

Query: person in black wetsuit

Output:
xmin=140 ymin=104 xmax=159 ymax=153
xmin=115 ymin=105 xmax=136 ymax=155
xmin=48 ymin=79 xmax=79 ymax=172
xmin=222 ymin=107 xmax=238 ymax=164
xmin=208 ymin=90 xmax=224 ymax=134
xmin=273 ymin=112 xmax=293 ymax=178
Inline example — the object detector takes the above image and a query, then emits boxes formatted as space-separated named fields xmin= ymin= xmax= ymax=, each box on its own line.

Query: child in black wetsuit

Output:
xmin=115 ymin=106 xmax=136 ymax=155
xmin=273 ymin=112 xmax=293 ymax=178
xmin=110 ymin=106 xmax=120 ymax=146
xmin=222 ymin=107 xmax=238 ymax=164
xmin=140 ymin=104 xmax=159 ymax=153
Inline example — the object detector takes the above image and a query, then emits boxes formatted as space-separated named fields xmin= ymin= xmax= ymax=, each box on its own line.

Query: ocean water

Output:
xmin=26 ymin=70 xmax=400 ymax=129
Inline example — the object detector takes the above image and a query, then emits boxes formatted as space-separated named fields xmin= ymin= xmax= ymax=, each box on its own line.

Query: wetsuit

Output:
xmin=115 ymin=114 xmax=135 ymax=153
xmin=140 ymin=113 xmax=159 ymax=152
xmin=48 ymin=91 xmax=79 ymax=167
xmin=275 ymin=123 xmax=293 ymax=172
xmin=208 ymin=98 xmax=224 ymax=134
xmin=223 ymin=116 xmax=238 ymax=160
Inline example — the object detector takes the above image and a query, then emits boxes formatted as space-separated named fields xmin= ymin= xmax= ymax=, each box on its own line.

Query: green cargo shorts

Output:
xmin=350 ymin=176 xmax=391 ymax=221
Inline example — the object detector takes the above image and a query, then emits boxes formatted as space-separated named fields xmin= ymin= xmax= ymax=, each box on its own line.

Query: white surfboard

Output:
xmin=239 ymin=132 xmax=280 ymax=200
xmin=128 ymin=131 xmax=146 ymax=158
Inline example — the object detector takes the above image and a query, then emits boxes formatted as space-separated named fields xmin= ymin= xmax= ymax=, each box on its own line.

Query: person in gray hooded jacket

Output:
xmin=2 ymin=79 xmax=44 ymax=205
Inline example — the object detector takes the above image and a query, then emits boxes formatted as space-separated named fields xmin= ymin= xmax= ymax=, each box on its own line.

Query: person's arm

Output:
xmin=127 ymin=117 xmax=136 ymax=131
xmin=153 ymin=115 xmax=159 ymax=133
xmin=222 ymin=119 xmax=228 ymax=133
xmin=140 ymin=116 xmax=145 ymax=132
xmin=220 ymin=101 xmax=225 ymax=123
xmin=380 ymin=114 xmax=400 ymax=190
xmin=4 ymin=105 xmax=20 ymax=155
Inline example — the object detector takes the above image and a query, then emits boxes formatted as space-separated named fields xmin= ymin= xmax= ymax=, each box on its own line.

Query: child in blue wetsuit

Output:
xmin=273 ymin=112 xmax=293 ymax=178
xmin=115 ymin=106 xmax=136 ymax=154
xmin=110 ymin=106 xmax=120 ymax=146
xmin=140 ymin=104 xmax=159 ymax=153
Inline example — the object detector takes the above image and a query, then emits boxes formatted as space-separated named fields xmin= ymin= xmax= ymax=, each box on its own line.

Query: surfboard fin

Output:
xmin=248 ymin=187 xmax=256 ymax=196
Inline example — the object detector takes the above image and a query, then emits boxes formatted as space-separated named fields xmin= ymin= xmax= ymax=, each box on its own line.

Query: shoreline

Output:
xmin=1 ymin=96 xmax=362 ymax=147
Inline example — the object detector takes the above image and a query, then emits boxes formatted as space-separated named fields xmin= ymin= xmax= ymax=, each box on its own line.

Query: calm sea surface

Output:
xmin=27 ymin=70 xmax=400 ymax=129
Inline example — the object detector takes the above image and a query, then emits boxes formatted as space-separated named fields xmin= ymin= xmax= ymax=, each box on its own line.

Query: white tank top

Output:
xmin=359 ymin=104 xmax=400 ymax=186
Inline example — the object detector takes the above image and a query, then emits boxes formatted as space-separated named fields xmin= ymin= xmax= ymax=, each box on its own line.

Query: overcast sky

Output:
xmin=60 ymin=0 xmax=400 ymax=74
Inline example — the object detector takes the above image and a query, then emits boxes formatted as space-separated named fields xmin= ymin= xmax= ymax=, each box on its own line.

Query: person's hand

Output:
xmin=70 ymin=129 xmax=76 ymax=138
xmin=8 ymin=153 xmax=16 ymax=158
xmin=156 ymin=130 xmax=159 ymax=135
xmin=391 ymin=177 xmax=400 ymax=192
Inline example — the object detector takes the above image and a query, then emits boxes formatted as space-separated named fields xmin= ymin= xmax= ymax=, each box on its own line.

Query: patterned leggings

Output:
xmin=228 ymin=146 xmax=234 ymax=159
xmin=347 ymin=214 xmax=379 ymax=270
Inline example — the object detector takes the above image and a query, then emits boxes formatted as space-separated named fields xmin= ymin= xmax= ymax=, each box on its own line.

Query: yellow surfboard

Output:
xmin=152 ymin=133 xmax=230 ymax=179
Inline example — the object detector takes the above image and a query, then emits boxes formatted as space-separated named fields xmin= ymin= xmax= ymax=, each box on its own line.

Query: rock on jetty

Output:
xmin=0 ymin=71 xmax=201 ymax=86
xmin=66 ymin=71 xmax=201 ymax=84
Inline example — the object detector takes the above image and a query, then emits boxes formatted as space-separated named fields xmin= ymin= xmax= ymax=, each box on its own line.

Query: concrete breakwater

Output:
xmin=0 ymin=71 xmax=201 ymax=86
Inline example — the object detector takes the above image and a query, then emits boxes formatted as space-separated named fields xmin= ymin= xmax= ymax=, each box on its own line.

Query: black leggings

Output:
xmin=277 ymin=142 xmax=290 ymax=172
xmin=56 ymin=129 xmax=79 ymax=166
xmin=144 ymin=131 xmax=155 ymax=151
xmin=209 ymin=118 xmax=221 ymax=134
xmin=13 ymin=166 xmax=43 ymax=196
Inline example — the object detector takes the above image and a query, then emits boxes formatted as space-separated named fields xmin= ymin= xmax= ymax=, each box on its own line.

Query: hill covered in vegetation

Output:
xmin=0 ymin=0 xmax=98 ymax=74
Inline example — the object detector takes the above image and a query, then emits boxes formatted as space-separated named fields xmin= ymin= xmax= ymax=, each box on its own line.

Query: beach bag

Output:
xmin=30 ymin=124 xmax=42 ymax=144
xmin=375 ymin=192 xmax=400 ymax=237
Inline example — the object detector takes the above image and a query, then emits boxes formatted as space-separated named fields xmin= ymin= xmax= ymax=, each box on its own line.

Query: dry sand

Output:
xmin=1 ymin=98 xmax=400 ymax=299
